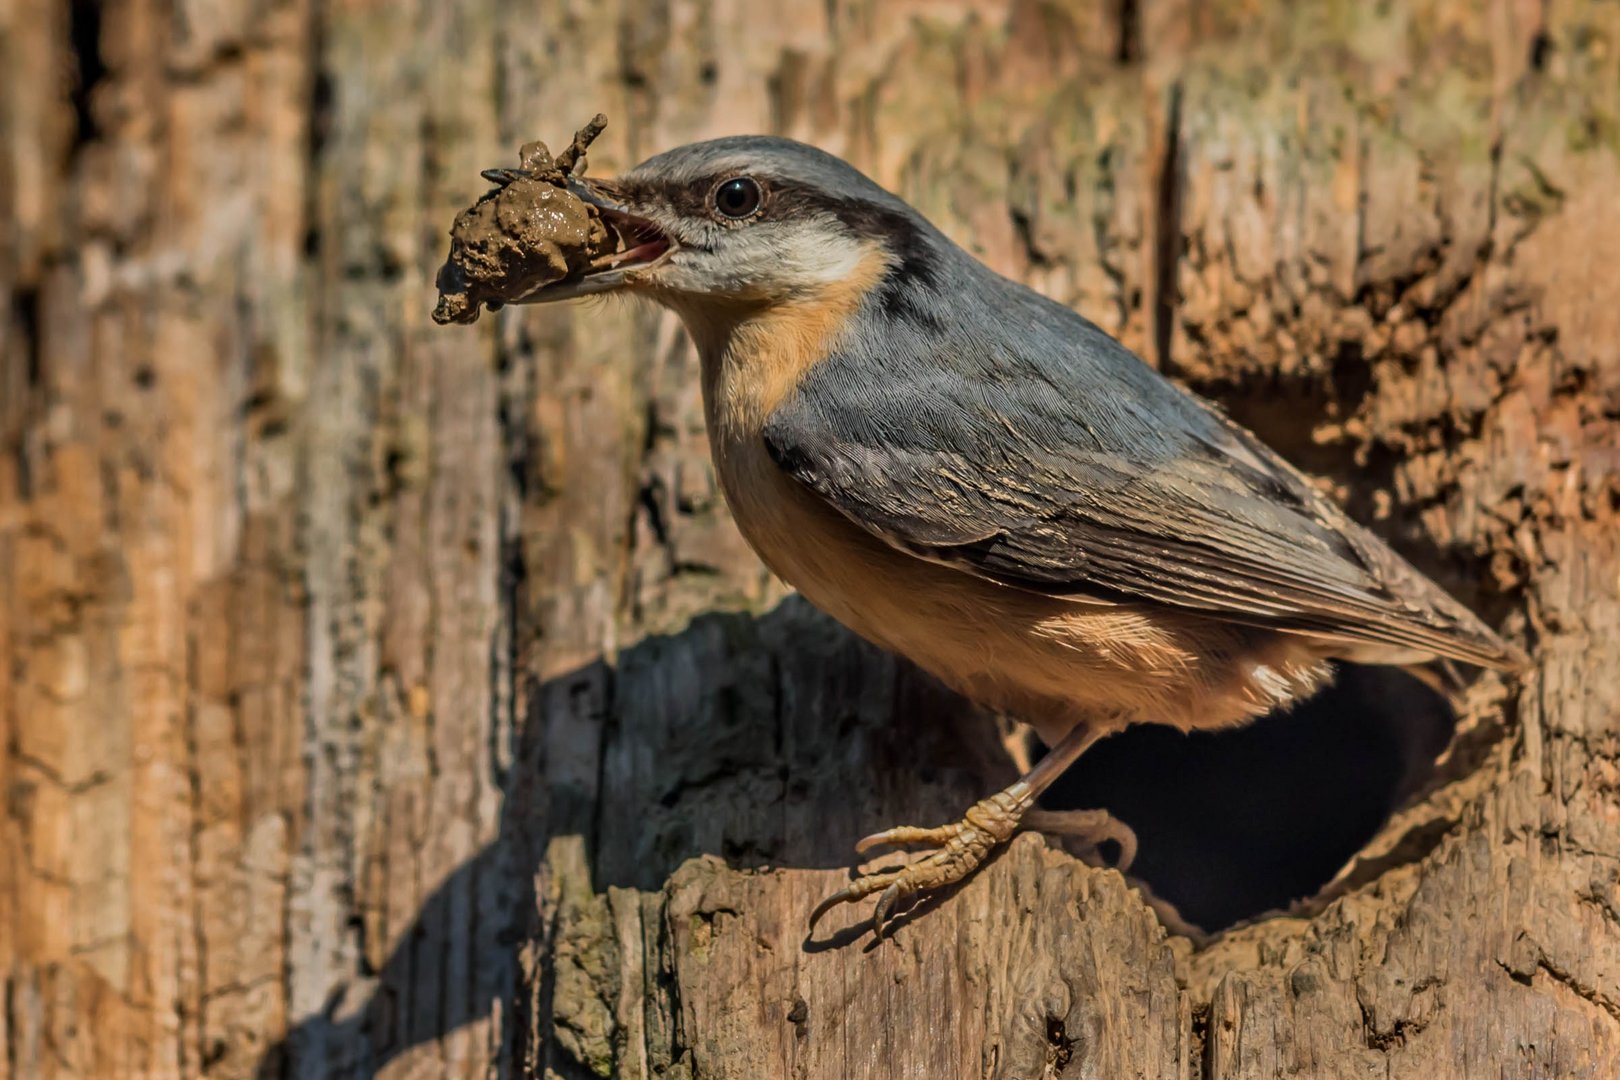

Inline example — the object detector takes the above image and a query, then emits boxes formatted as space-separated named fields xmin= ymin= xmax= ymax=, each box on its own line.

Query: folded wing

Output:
xmin=763 ymin=294 xmax=1521 ymax=671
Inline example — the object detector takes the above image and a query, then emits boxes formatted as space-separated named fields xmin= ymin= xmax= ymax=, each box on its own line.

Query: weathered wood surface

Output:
xmin=2 ymin=0 xmax=1618 ymax=1076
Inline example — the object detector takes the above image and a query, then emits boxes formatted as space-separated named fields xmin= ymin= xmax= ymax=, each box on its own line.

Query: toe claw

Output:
xmin=1112 ymin=825 xmax=1139 ymax=872
xmin=855 ymin=822 xmax=961 ymax=855
xmin=872 ymin=883 xmax=904 ymax=937
xmin=808 ymin=887 xmax=856 ymax=932
xmin=1022 ymin=807 xmax=1139 ymax=871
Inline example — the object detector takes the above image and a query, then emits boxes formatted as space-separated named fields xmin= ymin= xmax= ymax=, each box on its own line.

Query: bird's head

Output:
xmin=516 ymin=136 xmax=941 ymax=338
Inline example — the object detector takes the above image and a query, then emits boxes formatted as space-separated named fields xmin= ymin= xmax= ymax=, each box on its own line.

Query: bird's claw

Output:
xmin=1022 ymin=807 xmax=1139 ymax=872
xmin=854 ymin=821 xmax=963 ymax=855
xmin=808 ymin=795 xmax=1139 ymax=937
xmin=809 ymin=790 xmax=1027 ymax=938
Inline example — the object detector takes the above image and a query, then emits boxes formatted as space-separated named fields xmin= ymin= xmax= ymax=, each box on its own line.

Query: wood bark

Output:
xmin=2 ymin=0 xmax=1618 ymax=1077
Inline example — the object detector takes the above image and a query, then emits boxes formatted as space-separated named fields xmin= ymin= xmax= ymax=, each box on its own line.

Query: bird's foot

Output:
xmin=808 ymin=794 xmax=1138 ymax=937
xmin=1023 ymin=807 xmax=1138 ymax=872
xmin=809 ymin=788 xmax=1030 ymax=938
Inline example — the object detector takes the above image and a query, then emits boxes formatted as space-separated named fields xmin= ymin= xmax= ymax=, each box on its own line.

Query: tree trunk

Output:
xmin=3 ymin=0 xmax=1618 ymax=1076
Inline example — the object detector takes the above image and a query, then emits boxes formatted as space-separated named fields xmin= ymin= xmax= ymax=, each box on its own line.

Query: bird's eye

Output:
xmin=713 ymin=177 xmax=762 ymax=219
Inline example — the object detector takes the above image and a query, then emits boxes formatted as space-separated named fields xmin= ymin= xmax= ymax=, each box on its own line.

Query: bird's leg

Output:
xmin=810 ymin=724 xmax=1133 ymax=937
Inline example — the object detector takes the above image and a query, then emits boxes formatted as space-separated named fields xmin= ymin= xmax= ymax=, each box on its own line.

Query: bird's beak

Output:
xmin=508 ymin=177 xmax=674 ymax=305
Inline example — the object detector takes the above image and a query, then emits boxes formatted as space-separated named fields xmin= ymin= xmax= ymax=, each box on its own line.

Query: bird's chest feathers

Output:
xmin=691 ymin=268 xmax=887 ymax=593
xmin=701 ymin=312 xmax=856 ymax=584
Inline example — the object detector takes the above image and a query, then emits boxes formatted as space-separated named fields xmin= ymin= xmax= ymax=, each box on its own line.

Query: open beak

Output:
xmin=510 ymin=177 xmax=674 ymax=305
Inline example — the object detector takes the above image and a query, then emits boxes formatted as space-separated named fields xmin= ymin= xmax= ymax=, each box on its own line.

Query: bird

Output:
xmin=492 ymin=135 xmax=1525 ymax=936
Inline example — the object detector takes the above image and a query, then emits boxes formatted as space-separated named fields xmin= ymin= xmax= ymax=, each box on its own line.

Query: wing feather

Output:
xmin=763 ymin=289 xmax=1521 ymax=671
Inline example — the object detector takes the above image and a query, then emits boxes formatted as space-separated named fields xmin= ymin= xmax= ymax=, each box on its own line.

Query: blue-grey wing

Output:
xmin=762 ymin=296 xmax=1519 ymax=670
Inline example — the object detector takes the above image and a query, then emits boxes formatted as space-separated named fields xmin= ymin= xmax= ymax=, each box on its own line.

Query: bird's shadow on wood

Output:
xmin=256 ymin=596 xmax=1458 ymax=1076
xmin=254 ymin=598 xmax=1000 ymax=1077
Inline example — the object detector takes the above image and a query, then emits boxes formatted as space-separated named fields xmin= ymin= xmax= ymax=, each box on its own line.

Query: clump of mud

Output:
xmin=432 ymin=114 xmax=614 ymax=325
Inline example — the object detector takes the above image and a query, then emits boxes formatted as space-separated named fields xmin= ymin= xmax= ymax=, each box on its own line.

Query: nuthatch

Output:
xmin=505 ymin=136 xmax=1524 ymax=936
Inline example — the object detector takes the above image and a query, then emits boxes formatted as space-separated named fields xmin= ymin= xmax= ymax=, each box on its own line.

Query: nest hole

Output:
xmin=1039 ymin=662 xmax=1458 ymax=933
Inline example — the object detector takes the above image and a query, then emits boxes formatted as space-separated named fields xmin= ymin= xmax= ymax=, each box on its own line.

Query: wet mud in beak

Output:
xmin=431 ymin=115 xmax=669 ymax=325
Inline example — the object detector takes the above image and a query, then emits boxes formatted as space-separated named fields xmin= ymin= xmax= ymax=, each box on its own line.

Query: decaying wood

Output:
xmin=2 ymin=0 xmax=1617 ymax=1077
